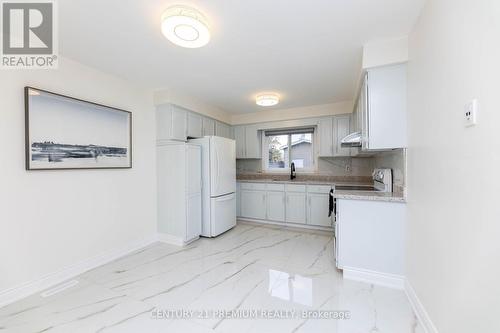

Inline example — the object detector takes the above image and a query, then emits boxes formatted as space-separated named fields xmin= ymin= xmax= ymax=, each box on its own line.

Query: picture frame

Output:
xmin=24 ymin=87 xmax=132 ymax=170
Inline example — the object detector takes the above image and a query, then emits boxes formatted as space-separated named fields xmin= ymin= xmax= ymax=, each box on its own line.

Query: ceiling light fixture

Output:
xmin=256 ymin=93 xmax=280 ymax=107
xmin=161 ymin=5 xmax=210 ymax=48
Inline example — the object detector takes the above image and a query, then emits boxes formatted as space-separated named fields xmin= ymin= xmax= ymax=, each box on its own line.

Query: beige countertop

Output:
xmin=236 ymin=178 xmax=406 ymax=203
xmin=332 ymin=190 xmax=406 ymax=203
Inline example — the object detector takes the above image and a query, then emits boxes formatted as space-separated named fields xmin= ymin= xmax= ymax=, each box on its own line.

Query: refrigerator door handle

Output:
xmin=214 ymin=144 xmax=220 ymax=193
xmin=214 ymin=193 xmax=235 ymax=202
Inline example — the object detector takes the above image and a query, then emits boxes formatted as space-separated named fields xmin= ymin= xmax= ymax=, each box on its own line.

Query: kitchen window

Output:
xmin=263 ymin=128 xmax=315 ymax=172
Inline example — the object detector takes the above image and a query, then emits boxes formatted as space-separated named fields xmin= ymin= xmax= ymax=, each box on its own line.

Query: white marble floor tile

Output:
xmin=0 ymin=223 xmax=418 ymax=333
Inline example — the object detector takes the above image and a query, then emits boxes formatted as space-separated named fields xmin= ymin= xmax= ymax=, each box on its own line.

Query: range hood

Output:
xmin=340 ymin=131 xmax=362 ymax=148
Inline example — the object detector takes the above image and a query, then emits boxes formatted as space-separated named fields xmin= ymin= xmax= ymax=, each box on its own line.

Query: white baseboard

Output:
xmin=404 ymin=279 xmax=439 ymax=333
xmin=237 ymin=217 xmax=333 ymax=233
xmin=0 ymin=234 xmax=159 ymax=308
xmin=342 ymin=266 xmax=405 ymax=290
xmin=158 ymin=233 xmax=198 ymax=247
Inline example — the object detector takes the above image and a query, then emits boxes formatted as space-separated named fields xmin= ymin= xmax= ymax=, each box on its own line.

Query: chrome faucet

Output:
xmin=290 ymin=162 xmax=296 ymax=180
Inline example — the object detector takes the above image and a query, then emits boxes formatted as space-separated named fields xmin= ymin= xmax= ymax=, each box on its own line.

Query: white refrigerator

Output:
xmin=189 ymin=136 xmax=236 ymax=237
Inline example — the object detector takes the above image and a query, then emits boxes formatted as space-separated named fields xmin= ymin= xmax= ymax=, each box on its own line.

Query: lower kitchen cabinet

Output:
xmin=240 ymin=190 xmax=267 ymax=220
xmin=236 ymin=183 xmax=241 ymax=216
xmin=335 ymin=199 xmax=406 ymax=282
xmin=307 ymin=193 xmax=332 ymax=227
xmin=266 ymin=191 xmax=285 ymax=221
xmin=285 ymin=192 xmax=307 ymax=224
xmin=237 ymin=182 xmax=333 ymax=230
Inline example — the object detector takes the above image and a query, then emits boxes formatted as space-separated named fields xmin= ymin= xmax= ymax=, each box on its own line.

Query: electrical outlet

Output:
xmin=465 ymin=99 xmax=478 ymax=127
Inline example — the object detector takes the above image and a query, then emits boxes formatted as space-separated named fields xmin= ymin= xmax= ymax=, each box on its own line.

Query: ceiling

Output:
xmin=59 ymin=0 xmax=424 ymax=114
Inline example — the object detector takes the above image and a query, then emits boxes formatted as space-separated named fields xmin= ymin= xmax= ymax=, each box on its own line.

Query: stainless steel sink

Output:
xmin=335 ymin=185 xmax=378 ymax=191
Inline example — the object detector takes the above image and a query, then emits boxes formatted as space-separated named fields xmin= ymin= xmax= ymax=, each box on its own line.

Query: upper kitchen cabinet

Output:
xmin=349 ymin=100 xmax=362 ymax=157
xmin=318 ymin=117 xmax=333 ymax=157
xmin=234 ymin=124 xmax=261 ymax=159
xmin=234 ymin=125 xmax=246 ymax=159
xmin=202 ymin=117 xmax=215 ymax=136
xmin=244 ymin=125 xmax=261 ymax=158
xmin=318 ymin=114 xmax=351 ymax=157
xmin=157 ymin=104 xmax=224 ymax=142
xmin=156 ymin=104 xmax=187 ymax=142
xmin=215 ymin=121 xmax=233 ymax=139
xmin=333 ymin=115 xmax=351 ymax=157
xmin=361 ymin=63 xmax=407 ymax=150
xmin=187 ymin=112 xmax=203 ymax=138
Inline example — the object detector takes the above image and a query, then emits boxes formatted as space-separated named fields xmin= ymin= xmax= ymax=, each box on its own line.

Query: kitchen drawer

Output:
xmin=240 ymin=182 xmax=267 ymax=191
xmin=307 ymin=185 xmax=332 ymax=194
xmin=285 ymin=184 xmax=306 ymax=192
xmin=267 ymin=183 xmax=285 ymax=192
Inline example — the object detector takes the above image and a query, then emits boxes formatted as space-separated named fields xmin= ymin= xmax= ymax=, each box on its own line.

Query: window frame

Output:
xmin=262 ymin=130 xmax=317 ymax=173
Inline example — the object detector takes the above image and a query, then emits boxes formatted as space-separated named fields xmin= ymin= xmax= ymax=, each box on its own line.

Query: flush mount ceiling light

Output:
xmin=161 ymin=5 xmax=210 ymax=48
xmin=256 ymin=93 xmax=280 ymax=107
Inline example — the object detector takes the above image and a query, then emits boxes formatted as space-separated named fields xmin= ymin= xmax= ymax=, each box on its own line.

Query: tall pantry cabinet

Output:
xmin=157 ymin=142 xmax=202 ymax=245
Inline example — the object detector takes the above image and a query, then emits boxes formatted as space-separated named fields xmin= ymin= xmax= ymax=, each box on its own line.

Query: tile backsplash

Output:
xmin=236 ymin=148 xmax=406 ymax=187
xmin=236 ymin=156 xmax=374 ymax=176
xmin=373 ymin=149 xmax=406 ymax=187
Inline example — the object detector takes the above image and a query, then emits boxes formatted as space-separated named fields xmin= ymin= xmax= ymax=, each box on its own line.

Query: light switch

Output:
xmin=465 ymin=99 xmax=478 ymax=127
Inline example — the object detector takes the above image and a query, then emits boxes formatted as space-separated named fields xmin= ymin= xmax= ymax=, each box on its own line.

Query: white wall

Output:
xmin=407 ymin=1 xmax=500 ymax=332
xmin=0 ymin=58 xmax=157 ymax=294
xmin=362 ymin=37 xmax=409 ymax=69
xmin=231 ymin=101 xmax=353 ymax=125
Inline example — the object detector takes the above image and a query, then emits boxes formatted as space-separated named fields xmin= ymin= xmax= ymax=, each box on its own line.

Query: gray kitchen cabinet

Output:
xmin=187 ymin=112 xmax=203 ymax=138
xmin=156 ymin=104 xmax=187 ymax=142
xmin=234 ymin=125 xmax=261 ymax=159
xmin=350 ymin=102 xmax=362 ymax=157
xmin=244 ymin=125 xmax=261 ymax=159
xmin=234 ymin=126 xmax=246 ymax=159
xmin=285 ymin=192 xmax=307 ymax=224
xmin=318 ymin=117 xmax=334 ymax=157
xmin=215 ymin=121 xmax=232 ymax=139
xmin=335 ymin=199 xmax=406 ymax=278
xmin=307 ymin=193 xmax=332 ymax=227
xmin=236 ymin=182 xmax=241 ymax=216
xmin=362 ymin=64 xmax=407 ymax=150
xmin=237 ymin=182 xmax=333 ymax=230
xmin=333 ymin=115 xmax=351 ymax=157
xmin=240 ymin=190 xmax=267 ymax=220
xmin=202 ymin=117 xmax=215 ymax=136
xmin=266 ymin=191 xmax=285 ymax=222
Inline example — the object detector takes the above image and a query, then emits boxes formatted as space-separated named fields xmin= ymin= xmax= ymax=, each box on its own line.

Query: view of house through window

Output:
xmin=268 ymin=135 xmax=289 ymax=169
xmin=266 ymin=130 xmax=314 ymax=171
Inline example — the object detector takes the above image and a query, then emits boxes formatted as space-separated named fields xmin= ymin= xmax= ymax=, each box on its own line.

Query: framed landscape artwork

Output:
xmin=25 ymin=87 xmax=132 ymax=170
